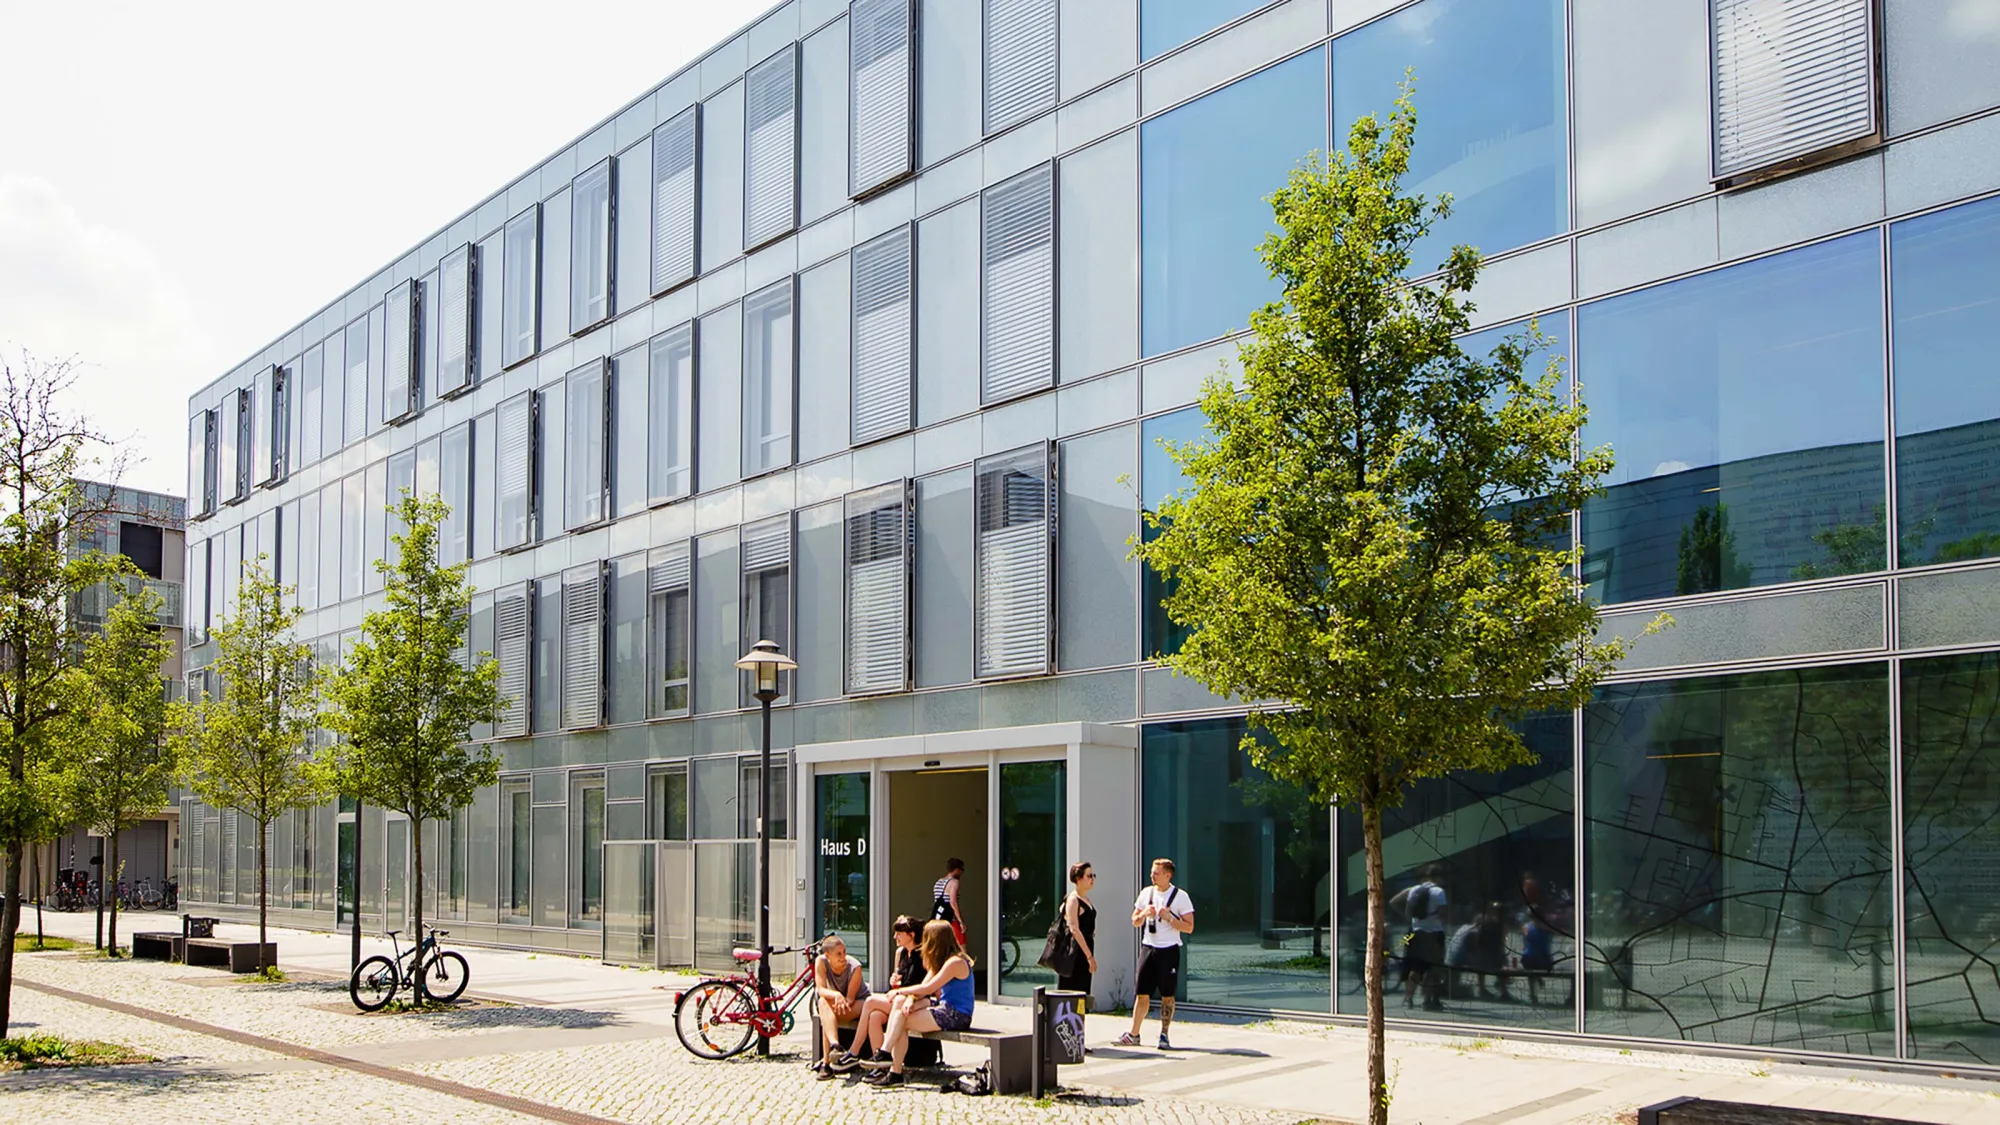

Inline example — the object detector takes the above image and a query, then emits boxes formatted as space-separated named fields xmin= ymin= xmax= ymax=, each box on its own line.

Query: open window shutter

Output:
xmin=384 ymin=279 xmax=419 ymax=425
xmin=237 ymin=388 xmax=254 ymax=499
xmin=651 ymin=107 xmax=700 ymax=295
xmin=983 ymin=0 xmax=1058 ymax=134
xmin=975 ymin=443 xmax=1054 ymax=679
xmin=497 ymin=391 xmax=537 ymax=550
xmin=561 ymin=563 xmax=607 ymax=729
xmin=263 ymin=364 xmax=289 ymax=486
xmin=565 ymin=359 xmax=610 ymax=530
xmin=252 ymin=366 xmax=274 ymax=489
xmin=1711 ymin=0 xmax=1878 ymax=180
xmin=845 ymin=481 xmax=911 ymax=694
xmin=496 ymin=582 xmax=534 ymax=738
xmin=438 ymin=244 xmax=475 ymax=396
xmin=850 ymin=0 xmax=915 ymax=197
xmin=744 ymin=46 xmax=800 ymax=250
xmin=850 ymin=225 xmax=914 ymax=444
xmin=981 ymin=164 xmax=1056 ymax=404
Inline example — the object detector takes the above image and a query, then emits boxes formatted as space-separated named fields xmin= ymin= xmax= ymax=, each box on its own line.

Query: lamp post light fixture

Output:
xmin=734 ymin=638 xmax=796 ymax=1057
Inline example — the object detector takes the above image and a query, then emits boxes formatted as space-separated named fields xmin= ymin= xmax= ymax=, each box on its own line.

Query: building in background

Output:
xmin=180 ymin=0 xmax=2000 ymax=1069
xmin=42 ymin=480 xmax=187 ymax=903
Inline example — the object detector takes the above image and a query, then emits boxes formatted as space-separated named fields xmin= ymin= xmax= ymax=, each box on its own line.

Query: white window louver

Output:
xmin=981 ymin=164 xmax=1056 ymax=404
xmin=649 ymin=543 xmax=692 ymax=715
xmin=744 ymin=47 xmax=800 ymax=251
xmin=983 ymin=0 xmax=1058 ymax=134
xmin=438 ymin=244 xmax=475 ymax=396
xmin=845 ymin=482 xmax=910 ymax=695
xmin=851 ymin=225 xmax=914 ymax=444
xmin=497 ymin=390 xmax=538 ymax=551
xmin=742 ymin=516 xmax=792 ymax=576
xmin=1711 ymin=0 xmax=1877 ymax=181
xmin=383 ymin=279 xmax=419 ymax=425
xmin=974 ymin=444 xmax=1054 ymax=679
xmin=495 ymin=581 xmax=534 ymax=738
xmin=850 ymin=0 xmax=915 ymax=197
xmin=652 ymin=107 xmax=700 ymax=295
xmin=561 ymin=563 xmax=607 ymax=729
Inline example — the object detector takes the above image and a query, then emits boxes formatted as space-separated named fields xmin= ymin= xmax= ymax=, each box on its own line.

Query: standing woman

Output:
xmin=1058 ymin=862 xmax=1099 ymax=1002
xmin=931 ymin=857 xmax=967 ymax=949
xmin=862 ymin=920 xmax=974 ymax=1088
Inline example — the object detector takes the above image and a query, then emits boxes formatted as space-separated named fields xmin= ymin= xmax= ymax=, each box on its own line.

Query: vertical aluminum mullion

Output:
xmin=1328 ymin=800 xmax=1340 ymax=1015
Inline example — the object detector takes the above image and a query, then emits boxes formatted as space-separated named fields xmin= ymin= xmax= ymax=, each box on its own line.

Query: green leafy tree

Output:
xmin=1131 ymin=94 xmax=1648 ymax=1125
xmin=68 ymin=582 xmax=176 ymax=956
xmin=0 ymin=355 xmax=123 ymax=1035
xmin=171 ymin=560 xmax=325 ymax=971
xmin=1676 ymin=503 xmax=1754 ymax=594
xmin=320 ymin=494 xmax=501 ymax=976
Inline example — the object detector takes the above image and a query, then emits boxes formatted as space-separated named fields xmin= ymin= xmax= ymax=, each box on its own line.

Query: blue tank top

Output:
xmin=937 ymin=960 xmax=975 ymax=1014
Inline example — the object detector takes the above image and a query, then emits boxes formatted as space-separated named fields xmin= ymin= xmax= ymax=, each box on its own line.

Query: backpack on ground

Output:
xmin=951 ymin=1064 xmax=992 ymax=1096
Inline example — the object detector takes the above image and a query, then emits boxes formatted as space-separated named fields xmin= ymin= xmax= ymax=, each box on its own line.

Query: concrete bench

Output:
xmin=131 ymin=932 xmax=183 ymax=962
xmin=1640 ymin=1097 xmax=1925 ymax=1125
xmin=913 ymin=1027 xmax=1043 ymax=1094
xmin=1443 ymin=964 xmax=1571 ymax=1006
xmin=184 ymin=938 xmax=276 ymax=973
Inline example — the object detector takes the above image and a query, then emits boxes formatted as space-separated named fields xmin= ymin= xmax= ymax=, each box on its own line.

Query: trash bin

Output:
xmin=1031 ymin=987 xmax=1089 ymax=1097
xmin=183 ymin=914 xmax=217 ymax=939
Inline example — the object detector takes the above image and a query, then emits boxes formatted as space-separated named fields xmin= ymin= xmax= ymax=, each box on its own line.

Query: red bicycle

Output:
xmin=673 ymin=940 xmax=823 ymax=1060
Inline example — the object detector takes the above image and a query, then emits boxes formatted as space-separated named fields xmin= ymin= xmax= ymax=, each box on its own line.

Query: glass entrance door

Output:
xmin=816 ymin=772 xmax=870 ymax=967
xmin=998 ymin=760 xmax=1067 ymax=998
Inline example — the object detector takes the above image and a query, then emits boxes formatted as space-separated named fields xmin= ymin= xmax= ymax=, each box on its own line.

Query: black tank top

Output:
xmin=1071 ymin=895 xmax=1096 ymax=948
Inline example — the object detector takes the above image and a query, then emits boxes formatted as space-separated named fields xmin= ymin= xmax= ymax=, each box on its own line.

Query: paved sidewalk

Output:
xmin=9 ymin=909 xmax=2000 ymax=1124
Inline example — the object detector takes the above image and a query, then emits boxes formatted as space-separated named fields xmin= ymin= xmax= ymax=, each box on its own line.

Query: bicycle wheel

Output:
xmin=350 ymin=955 xmax=400 ymax=1012
xmin=420 ymin=950 xmax=471 ymax=1004
xmin=674 ymin=979 xmax=757 ymax=1060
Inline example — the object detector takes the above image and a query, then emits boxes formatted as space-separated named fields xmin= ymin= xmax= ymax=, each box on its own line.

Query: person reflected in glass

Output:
xmin=852 ymin=915 xmax=921 ymax=1066
xmin=861 ymin=920 xmax=975 ymax=1088
xmin=1058 ymin=862 xmax=1100 ymax=1003
xmin=1391 ymin=863 xmax=1447 ymax=1011
xmin=813 ymin=934 xmax=869 ymax=1077
xmin=931 ymin=857 xmax=967 ymax=949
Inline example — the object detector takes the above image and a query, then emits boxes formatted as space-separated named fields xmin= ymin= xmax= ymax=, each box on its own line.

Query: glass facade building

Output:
xmin=182 ymin=0 xmax=2000 ymax=1067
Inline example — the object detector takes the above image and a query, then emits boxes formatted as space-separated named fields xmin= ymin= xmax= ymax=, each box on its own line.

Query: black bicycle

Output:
xmin=349 ymin=928 xmax=471 ymax=1011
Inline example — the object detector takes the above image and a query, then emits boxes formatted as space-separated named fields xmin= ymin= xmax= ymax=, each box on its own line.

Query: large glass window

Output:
xmin=573 ymin=776 xmax=607 ymax=927
xmin=343 ymin=316 xmax=369 ymax=447
xmin=816 ymin=772 xmax=870 ymax=964
xmin=651 ymin=107 xmax=700 ymax=294
xmin=998 ymin=760 xmax=1066 ymax=998
xmin=606 ymin=553 xmax=648 ymax=725
xmin=1583 ymin=664 xmax=1894 ymax=1055
xmin=649 ymin=324 xmax=696 ymax=502
xmin=1578 ymin=232 xmax=1887 ymax=604
xmin=340 ymin=472 xmax=365 ymax=601
xmin=571 ymin=160 xmax=614 ymax=333
xmin=744 ymin=46 xmax=800 ymax=250
xmin=1142 ymin=717 xmax=1330 ymax=1010
xmin=440 ymin=422 xmax=471 ymax=566
xmin=503 ymin=782 xmax=531 ymax=922
xmin=649 ymin=543 xmax=693 ymax=716
xmin=1335 ymin=712 xmax=1575 ymax=1027
xmin=321 ymin=329 xmax=346 ymax=457
xmin=299 ymin=345 xmax=323 ymax=466
xmin=1890 ymin=195 xmax=2000 ymax=567
xmin=503 ymin=207 xmax=540 ymax=368
xmin=1140 ymin=0 xmax=1265 ymax=60
xmin=534 ymin=577 xmax=562 ymax=734
xmin=650 ymin=765 xmax=690 ymax=841
xmin=613 ymin=345 xmax=648 ymax=518
xmin=1141 ymin=407 xmax=1205 ymax=658
xmin=740 ymin=516 xmax=793 ymax=706
xmin=743 ymin=282 xmax=796 ymax=477
xmin=1141 ymin=48 xmax=1326 ymax=357
xmin=565 ymin=360 xmax=610 ymax=530
xmin=1331 ymin=0 xmax=1567 ymax=273
xmin=497 ymin=391 xmax=538 ymax=551
xmin=1902 ymin=652 xmax=2000 ymax=1065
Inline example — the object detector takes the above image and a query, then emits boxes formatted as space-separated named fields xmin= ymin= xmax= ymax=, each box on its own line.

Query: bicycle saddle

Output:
xmin=386 ymin=930 xmax=402 ymax=937
xmin=732 ymin=948 xmax=763 ymax=962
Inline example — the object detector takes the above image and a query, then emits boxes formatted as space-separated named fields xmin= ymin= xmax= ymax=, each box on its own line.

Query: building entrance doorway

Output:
xmin=887 ymin=767 xmax=989 ymax=987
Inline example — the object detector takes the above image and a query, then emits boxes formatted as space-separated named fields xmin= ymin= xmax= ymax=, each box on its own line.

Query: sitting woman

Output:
xmin=813 ymin=935 xmax=869 ymax=1076
xmin=853 ymin=915 xmax=921 ymax=1064
xmin=861 ymin=920 xmax=974 ymax=1088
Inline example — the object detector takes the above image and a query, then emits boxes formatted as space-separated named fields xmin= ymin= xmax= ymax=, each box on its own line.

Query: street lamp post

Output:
xmin=734 ymin=639 xmax=796 ymax=1058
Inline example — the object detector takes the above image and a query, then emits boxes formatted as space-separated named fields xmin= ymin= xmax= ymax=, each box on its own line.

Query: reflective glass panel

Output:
xmin=1902 ymin=652 xmax=2000 ymax=1065
xmin=1578 ymin=232 xmax=1887 ymax=604
xmin=1141 ymin=407 xmax=1205 ymax=658
xmin=1335 ymin=712 xmax=1575 ymax=1028
xmin=1140 ymin=0 xmax=1266 ymax=60
xmin=998 ymin=760 xmax=1067 ymax=997
xmin=816 ymin=772 xmax=870 ymax=966
xmin=1890 ymin=195 xmax=2000 ymax=566
xmin=1141 ymin=717 xmax=1330 ymax=1010
xmin=1332 ymin=0 xmax=1567 ymax=273
xmin=1583 ymin=664 xmax=1894 ymax=1055
xmin=1141 ymin=49 xmax=1326 ymax=357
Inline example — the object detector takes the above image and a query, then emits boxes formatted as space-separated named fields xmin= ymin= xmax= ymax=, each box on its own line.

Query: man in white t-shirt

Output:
xmin=1115 ymin=857 xmax=1195 ymax=1050
xmin=1390 ymin=864 xmax=1448 ymax=1011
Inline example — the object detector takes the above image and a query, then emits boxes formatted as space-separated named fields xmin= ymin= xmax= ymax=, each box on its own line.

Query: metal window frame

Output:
xmin=971 ymin=440 xmax=1058 ymax=680
xmin=569 ymin=157 xmax=618 ymax=336
xmin=1707 ymin=0 xmax=1883 ymax=187
xmin=648 ymin=541 xmax=695 ymax=718
xmin=564 ymin=357 xmax=614 ymax=532
xmin=648 ymin=320 xmax=700 ymax=506
xmin=848 ymin=0 xmax=918 ymax=200
xmin=502 ymin=205 xmax=543 ymax=370
xmin=741 ymin=278 xmax=800 ymax=479
xmin=979 ymin=161 xmax=1060 ymax=406
xmin=849 ymin=223 xmax=917 ymax=445
xmin=842 ymin=479 xmax=915 ymax=696
xmin=650 ymin=104 xmax=703 ymax=298
xmin=382 ymin=278 xmax=421 ymax=426
xmin=743 ymin=42 xmax=803 ymax=254
xmin=437 ymin=242 xmax=478 ymax=398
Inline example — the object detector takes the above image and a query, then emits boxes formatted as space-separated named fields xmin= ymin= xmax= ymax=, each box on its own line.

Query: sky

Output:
xmin=0 ymin=0 xmax=773 ymax=496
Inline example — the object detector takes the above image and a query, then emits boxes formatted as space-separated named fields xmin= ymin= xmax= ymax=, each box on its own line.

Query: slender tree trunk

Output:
xmin=31 ymin=844 xmax=43 ymax=945
xmin=411 ymin=820 xmax=425 ymax=1001
xmin=1364 ymin=798 xmax=1389 ymax=1125
xmin=1 ymin=838 xmax=22 ymax=1035
xmin=257 ymin=821 xmax=269 ymax=973
xmin=108 ymin=830 xmax=121 ymax=956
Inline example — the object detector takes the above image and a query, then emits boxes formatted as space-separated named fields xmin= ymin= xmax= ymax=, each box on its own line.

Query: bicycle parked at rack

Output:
xmin=349 ymin=928 xmax=472 ymax=1011
xmin=673 ymin=940 xmax=823 ymax=1060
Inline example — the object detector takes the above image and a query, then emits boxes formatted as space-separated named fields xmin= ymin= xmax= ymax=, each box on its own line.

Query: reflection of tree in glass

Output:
xmin=1234 ymin=771 xmax=1331 ymax=962
xmin=1789 ymin=506 xmax=1930 ymax=580
xmin=1674 ymin=503 xmax=1751 ymax=595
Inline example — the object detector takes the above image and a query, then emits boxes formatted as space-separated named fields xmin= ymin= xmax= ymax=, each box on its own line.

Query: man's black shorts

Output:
xmin=1134 ymin=944 xmax=1181 ymax=999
